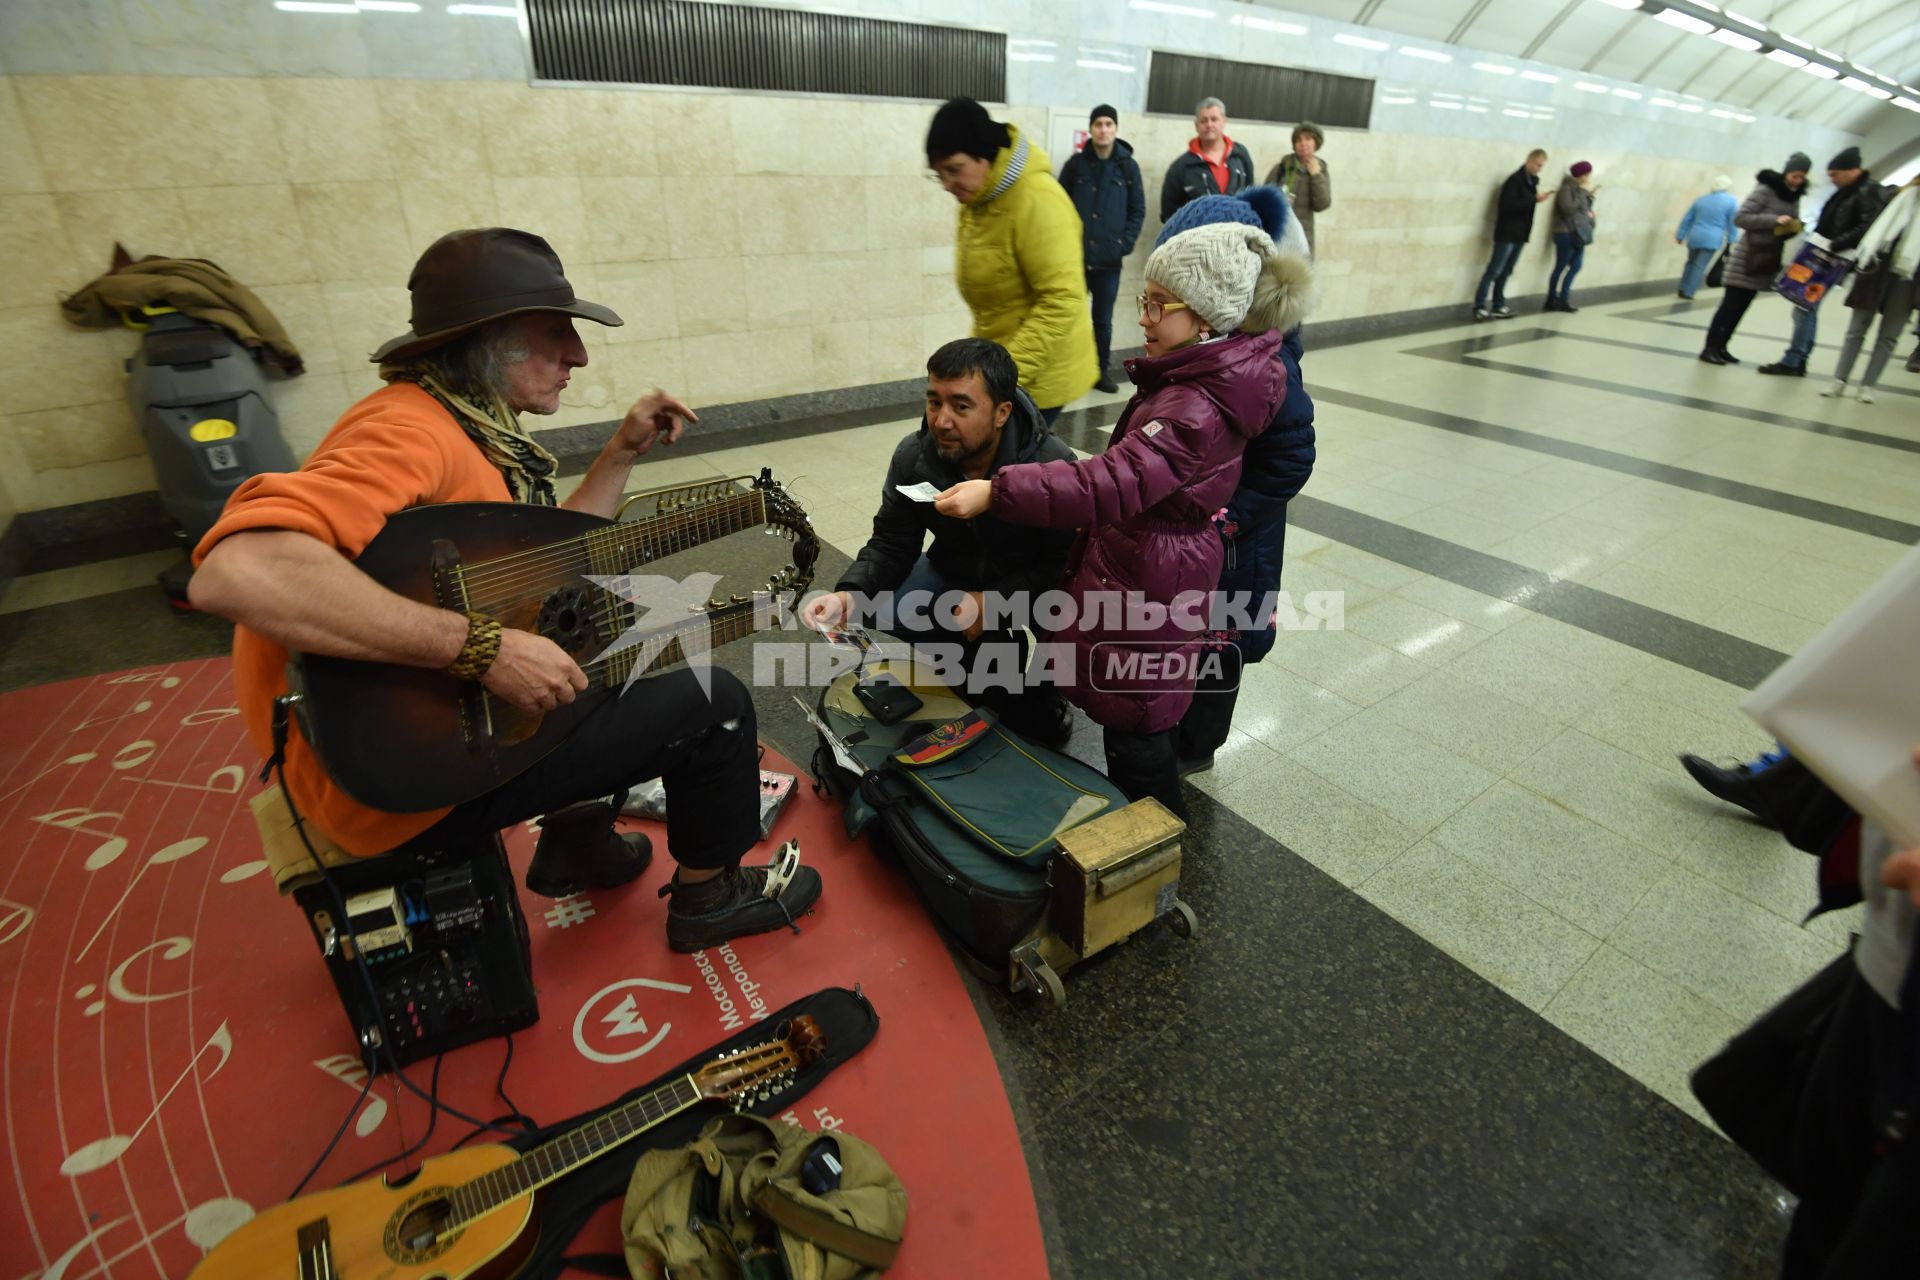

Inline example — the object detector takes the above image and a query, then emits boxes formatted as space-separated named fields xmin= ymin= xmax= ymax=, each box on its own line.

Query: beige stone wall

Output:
xmin=0 ymin=73 xmax=1733 ymax=517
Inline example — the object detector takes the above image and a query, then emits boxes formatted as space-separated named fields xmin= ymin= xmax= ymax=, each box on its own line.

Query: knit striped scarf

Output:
xmin=379 ymin=363 xmax=559 ymax=506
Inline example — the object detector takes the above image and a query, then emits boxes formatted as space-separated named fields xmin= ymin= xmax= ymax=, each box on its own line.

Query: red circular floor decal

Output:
xmin=0 ymin=660 xmax=1047 ymax=1278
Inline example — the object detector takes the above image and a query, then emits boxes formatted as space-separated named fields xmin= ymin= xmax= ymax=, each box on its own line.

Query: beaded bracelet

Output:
xmin=447 ymin=612 xmax=503 ymax=681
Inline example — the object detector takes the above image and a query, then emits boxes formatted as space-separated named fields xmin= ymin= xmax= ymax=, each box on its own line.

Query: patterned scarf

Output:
xmin=379 ymin=362 xmax=559 ymax=505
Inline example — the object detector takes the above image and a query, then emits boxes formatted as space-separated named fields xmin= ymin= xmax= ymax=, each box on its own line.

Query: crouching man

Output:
xmin=801 ymin=338 xmax=1076 ymax=742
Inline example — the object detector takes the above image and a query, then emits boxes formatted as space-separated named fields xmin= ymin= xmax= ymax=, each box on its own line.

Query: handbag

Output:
xmin=1705 ymin=249 xmax=1727 ymax=289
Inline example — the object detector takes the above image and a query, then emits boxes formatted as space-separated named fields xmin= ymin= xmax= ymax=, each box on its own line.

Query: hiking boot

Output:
xmin=525 ymin=797 xmax=653 ymax=898
xmin=660 ymin=843 xmax=822 ymax=953
xmin=1757 ymin=361 xmax=1805 ymax=377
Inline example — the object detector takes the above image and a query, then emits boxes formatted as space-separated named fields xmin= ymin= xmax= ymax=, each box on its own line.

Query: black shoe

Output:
xmin=660 ymin=847 xmax=823 ymax=953
xmin=1679 ymin=753 xmax=1782 ymax=825
xmin=1094 ymin=375 xmax=1119 ymax=394
xmin=1757 ymin=361 xmax=1805 ymax=377
xmin=1473 ymin=307 xmax=1491 ymax=321
xmin=525 ymin=799 xmax=653 ymax=897
xmin=1490 ymin=306 xmax=1514 ymax=319
xmin=1176 ymin=754 xmax=1215 ymax=777
xmin=1542 ymin=299 xmax=1564 ymax=312
xmin=1699 ymin=348 xmax=1729 ymax=365
xmin=1560 ymin=301 xmax=1579 ymax=313
xmin=1716 ymin=347 xmax=1740 ymax=365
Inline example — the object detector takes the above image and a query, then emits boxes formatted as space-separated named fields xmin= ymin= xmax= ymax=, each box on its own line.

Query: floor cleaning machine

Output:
xmin=123 ymin=306 xmax=295 ymax=605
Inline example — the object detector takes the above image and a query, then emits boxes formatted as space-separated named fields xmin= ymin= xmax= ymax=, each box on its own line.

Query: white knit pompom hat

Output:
xmin=1143 ymin=222 xmax=1311 ymax=336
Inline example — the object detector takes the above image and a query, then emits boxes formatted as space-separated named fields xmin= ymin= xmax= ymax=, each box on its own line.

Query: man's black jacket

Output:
xmin=835 ymin=388 xmax=1077 ymax=602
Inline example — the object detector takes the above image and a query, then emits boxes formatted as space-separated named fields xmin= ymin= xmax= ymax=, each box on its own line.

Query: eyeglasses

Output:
xmin=1136 ymin=295 xmax=1192 ymax=324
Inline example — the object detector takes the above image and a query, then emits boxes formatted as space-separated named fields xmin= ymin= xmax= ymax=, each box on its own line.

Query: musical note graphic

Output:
xmin=314 ymin=1054 xmax=390 ymax=1137
xmin=107 ymin=673 xmax=184 ymax=689
xmin=39 ymin=1197 xmax=254 ymax=1278
xmin=117 ymin=764 xmax=246 ymax=795
xmin=106 ymin=935 xmax=197 ymax=1006
xmin=218 ymin=860 xmax=269 ymax=884
xmin=0 ymin=897 xmax=34 ymax=946
xmin=180 ymin=707 xmax=241 ymax=727
xmin=74 ymin=839 xmax=207 ymax=961
xmin=0 ymin=750 xmax=96 ymax=803
xmin=32 ymin=807 xmax=123 ymax=839
xmin=59 ymin=1021 xmax=232 ymax=1175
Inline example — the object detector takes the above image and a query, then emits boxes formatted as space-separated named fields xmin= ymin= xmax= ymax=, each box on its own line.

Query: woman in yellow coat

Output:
xmin=926 ymin=98 xmax=1098 ymax=420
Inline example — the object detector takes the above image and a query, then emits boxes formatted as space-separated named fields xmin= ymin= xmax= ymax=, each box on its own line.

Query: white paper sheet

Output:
xmin=1741 ymin=541 xmax=1920 ymax=847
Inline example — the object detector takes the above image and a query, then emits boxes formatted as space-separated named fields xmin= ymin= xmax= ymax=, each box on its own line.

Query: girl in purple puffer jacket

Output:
xmin=935 ymin=221 xmax=1313 ymax=817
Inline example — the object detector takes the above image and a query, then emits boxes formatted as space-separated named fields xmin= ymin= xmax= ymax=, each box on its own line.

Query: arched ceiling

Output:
xmin=1255 ymin=0 xmax=1920 ymax=139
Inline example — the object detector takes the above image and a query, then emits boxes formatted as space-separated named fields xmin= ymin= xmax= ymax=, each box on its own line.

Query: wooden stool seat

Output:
xmin=249 ymin=787 xmax=363 ymax=894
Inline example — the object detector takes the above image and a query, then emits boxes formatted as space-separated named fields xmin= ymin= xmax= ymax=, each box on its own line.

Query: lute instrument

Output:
xmin=293 ymin=471 xmax=816 ymax=811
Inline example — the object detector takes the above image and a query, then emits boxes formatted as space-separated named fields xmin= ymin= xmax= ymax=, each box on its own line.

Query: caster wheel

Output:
xmin=1167 ymin=899 xmax=1198 ymax=939
xmin=1035 ymin=962 xmax=1066 ymax=1009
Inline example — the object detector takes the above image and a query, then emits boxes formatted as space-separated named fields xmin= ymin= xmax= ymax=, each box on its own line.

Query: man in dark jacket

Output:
xmin=1059 ymin=104 xmax=1145 ymax=394
xmin=1160 ymin=97 xmax=1255 ymax=222
xmin=1473 ymin=148 xmax=1551 ymax=321
xmin=1760 ymin=147 xmax=1890 ymax=376
xmin=801 ymin=338 xmax=1076 ymax=738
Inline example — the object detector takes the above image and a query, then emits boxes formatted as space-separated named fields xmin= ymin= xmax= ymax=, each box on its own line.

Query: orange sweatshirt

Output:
xmin=194 ymin=382 xmax=512 ymax=855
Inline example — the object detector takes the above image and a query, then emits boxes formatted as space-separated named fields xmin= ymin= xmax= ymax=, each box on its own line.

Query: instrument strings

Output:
xmin=456 ymin=490 xmax=770 ymax=604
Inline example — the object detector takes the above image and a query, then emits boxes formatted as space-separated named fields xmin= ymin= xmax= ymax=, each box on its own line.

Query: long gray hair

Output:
xmin=408 ymin=317 xmax=532 ymax=403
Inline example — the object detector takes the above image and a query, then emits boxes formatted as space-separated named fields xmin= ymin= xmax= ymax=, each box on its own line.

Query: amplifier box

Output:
xmin=292 ymin=834 xmax=538 ymax=1073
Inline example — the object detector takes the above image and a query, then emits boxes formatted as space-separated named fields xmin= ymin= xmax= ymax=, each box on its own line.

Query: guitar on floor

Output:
xmin=292 ymin=470 xmax=817 ymax=811
xmin=189 ymin=1016 xmax=826 ymax=1279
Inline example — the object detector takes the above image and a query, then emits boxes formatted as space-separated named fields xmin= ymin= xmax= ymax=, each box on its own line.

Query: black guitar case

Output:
xmin=508 ymin=985 xmax=879 ymax=1278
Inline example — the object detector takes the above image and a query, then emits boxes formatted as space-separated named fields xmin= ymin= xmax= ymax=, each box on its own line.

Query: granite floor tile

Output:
xmin=1621 ymin=658 xmax=1765 ymax=724
xmin=1501 ymin=613 xmax=1657 ymax=682
xmin=1370 ymin=668 xmax=1564 ymax=774
xmin=1302 ymin=541 xmax=1430 ymax=592
xmin=1357 ymin=840 xmax=1602 ymax=1011
xmin=0 ymin=549 xmax=183 ymax=615
xmin=1289 ymin=707 xmax=1500 ymax=831
xmin=1227 ymin=662 xmax=1363 ymax=753
xmin=1506 ymin=728 xmax=1782 ymax=867
xmin=1267 ymin=625 xmax=1428 ymax=707
xmin=1442 ymin=632 xmax=1628 ymax=722
xmin=1706 ymin=595 xmax=1825 ymax=655
xmin=1571 ymin=683 xmax=1776 ymax=773
xmin=1734 ymin=550 xmax=1880 ymax=624
xmin=1607 ymin=864 xmax=1844 ymax=1024
xmin=1428 ymin=781 xmax=1667 ymax=937
xmin=1585 ymin=561 xmax=1729 ymax=628
xmin=1311 ymin=481 xmax=1433 ymax=523
xmin=1391 ymin=504 xmax=1518 ymax=552
xmin=1340 ymin=594 xmax=1493 ymax=667
xmin=1483 ymin=528 xmax=1617 ymax=583
xmin=1184 ymin=727 xmax=1282 ymax=796
xmin=1541 ymin=944 xmax=1746 ymax=1128
xmin=1392 ymin=574 xmax=1529 ymax=633
xmin=1275 ymin=558 xmax=1390 ymax=614
xmin=1213 ymin=754 xmax=1423 ymax=887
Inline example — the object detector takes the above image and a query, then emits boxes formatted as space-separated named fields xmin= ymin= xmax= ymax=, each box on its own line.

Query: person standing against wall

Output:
xmin=926 ymin=97 xmax=1097 ymax=423
xmin=1700 ymin=154 xmax=1810 ymax=365
xmin=1473 ymin=148 xmax=1551 ymax=320
xmin=1674 ymin=175 xmax=1739 ymax=300
xmin=1160 ymin=97 xmax=1255 ymax=222
xmin=1759 ymin=147 xmax=1888 ymax=377
xmin=1545 ymin=161 xmax=1595 ymax=312
xmin=1059 ymin=104 xmax=1145 ymax=394
xmin=1264 ymin=122 xmax=1331 ymax=253
xmin=1822 ymin=175 xmax=1920 ymax=403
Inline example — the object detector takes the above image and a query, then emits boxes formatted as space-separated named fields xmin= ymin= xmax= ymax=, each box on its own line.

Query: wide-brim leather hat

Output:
xmin=370 ymin=226 xmax=622 ymax=363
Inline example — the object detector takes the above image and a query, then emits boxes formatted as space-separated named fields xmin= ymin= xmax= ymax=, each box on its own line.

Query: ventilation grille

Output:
xmin=527 ymin=0 xmax=1005 ymax=101
xmin=1147 ymin=51 xmax=1373 ymax=130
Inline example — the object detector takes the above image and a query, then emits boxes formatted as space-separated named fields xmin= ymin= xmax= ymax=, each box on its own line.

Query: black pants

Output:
xmin=1706 ymin=285 xmax=1758 ymax=350
xmin=1778 ymin=966 xmax=1920 ymax=1278
xmin=1103 ymin=724 xmax=1184 ymax=820
xmin=1176 ymin=645 xmax=1243 ymax=762
xmin=1086 ymin=266 xmax=1122 ymax=374
xmin=396 ymin=668 xmax=761 ymax=871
